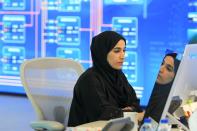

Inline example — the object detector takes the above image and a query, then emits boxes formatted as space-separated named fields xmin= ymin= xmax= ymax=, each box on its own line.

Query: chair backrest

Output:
xmin=20 ymin=57 xmax=84 ymax=126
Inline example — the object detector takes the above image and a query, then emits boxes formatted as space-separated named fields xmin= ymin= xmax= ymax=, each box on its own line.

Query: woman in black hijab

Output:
xmin=68 ymin=31 xmax=142 ymax=126
xmin=144 ymin=52 xmax=180 ymax=122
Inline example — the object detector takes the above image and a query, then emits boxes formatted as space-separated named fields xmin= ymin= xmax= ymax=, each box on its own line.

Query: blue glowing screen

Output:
xmin=0 ymin=0 xmax=196 ymax=106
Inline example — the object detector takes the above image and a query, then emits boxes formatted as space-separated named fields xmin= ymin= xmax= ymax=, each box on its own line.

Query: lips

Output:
xmin=157 ymin=74 xmax=162 ymax=80
xmin=118 ymin=62 xmax=123 ymax=65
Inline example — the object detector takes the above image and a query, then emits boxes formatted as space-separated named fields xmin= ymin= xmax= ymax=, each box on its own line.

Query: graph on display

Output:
xmin=0 ymin=0 xmax=196 ymax=106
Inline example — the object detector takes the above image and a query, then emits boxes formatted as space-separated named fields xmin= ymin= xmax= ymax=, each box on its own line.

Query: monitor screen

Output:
xmin=143 ymin=50 xmax=180 ymax=125
xmin=160 ymin=44 xmax=197 ymax=130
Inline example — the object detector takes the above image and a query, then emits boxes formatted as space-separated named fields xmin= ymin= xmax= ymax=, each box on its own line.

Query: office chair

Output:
xmin=20 ymin=57 xmax=84 ymax=131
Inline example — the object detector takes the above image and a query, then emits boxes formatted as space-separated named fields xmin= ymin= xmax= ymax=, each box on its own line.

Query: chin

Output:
xmin=115 ymin=66 xmax=122 ymax=70
xmin=156 ymin=79 xmax=163 ymax=84
xmin=111 ymin=64 xmax=122 ymax=70
xmin=156 ymin=80 xmax=168 ymax=85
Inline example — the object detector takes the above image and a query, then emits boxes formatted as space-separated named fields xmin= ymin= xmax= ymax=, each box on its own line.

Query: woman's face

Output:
xmin=107 ymin=39 xmax=126 ymax=70
xmin=156 ymin=56 xmax=175 ymax=84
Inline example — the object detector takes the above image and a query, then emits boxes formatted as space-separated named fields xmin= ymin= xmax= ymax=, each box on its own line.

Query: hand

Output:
xmin=137 ymin=111 xmax=145 ymax=122
xmin=122 ymin=106 xmax=133 ymax=112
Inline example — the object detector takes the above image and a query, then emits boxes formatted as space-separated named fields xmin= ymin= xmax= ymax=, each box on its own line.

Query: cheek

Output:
xmin=109 ymin=58 xmax=116 ymax=65
xmin=166 ymin=73 xmax=175 ymax=81
xmin=170 ymin=73 xmax=175 ymax=80
xmin=107 ymin=55 xmax=114 ymax=65
xmin=108 ymin=54 xmax=116 ymax=61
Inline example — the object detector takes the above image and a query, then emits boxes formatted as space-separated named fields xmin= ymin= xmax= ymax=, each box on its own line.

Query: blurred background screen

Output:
xmin=0 ymin=0 xmax=196 ymax=106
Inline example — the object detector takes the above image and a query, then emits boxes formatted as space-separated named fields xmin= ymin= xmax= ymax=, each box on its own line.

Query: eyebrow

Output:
xmin=113 ymin=47 xmax=126 ymax=50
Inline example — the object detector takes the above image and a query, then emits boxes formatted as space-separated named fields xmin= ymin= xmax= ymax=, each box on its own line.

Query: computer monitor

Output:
xmin=160 ymin=44 xmax=197 ymax=131
xmin=142 ymin=50 xmax=180 ymax=129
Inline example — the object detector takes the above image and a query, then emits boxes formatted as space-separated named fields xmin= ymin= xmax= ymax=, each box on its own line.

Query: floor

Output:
xmin=0 ymin=94 xmax=36 ymax=131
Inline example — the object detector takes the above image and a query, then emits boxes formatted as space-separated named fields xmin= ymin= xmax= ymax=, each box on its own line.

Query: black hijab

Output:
xmin=91 ymin=31 xmax=126 ymax=84
xmin=90 ymin=31 xmax=135 ymax=108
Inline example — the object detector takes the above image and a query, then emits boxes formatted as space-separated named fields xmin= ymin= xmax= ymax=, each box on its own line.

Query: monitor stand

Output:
xmin=167 ymin=112 xmax=189 ymax=131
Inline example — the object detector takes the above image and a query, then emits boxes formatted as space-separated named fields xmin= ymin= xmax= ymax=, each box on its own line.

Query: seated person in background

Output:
xmin=68 ymin=31 xmax=142 ymax=127
xmin=144 ymin=52 xmax=180 ymax=122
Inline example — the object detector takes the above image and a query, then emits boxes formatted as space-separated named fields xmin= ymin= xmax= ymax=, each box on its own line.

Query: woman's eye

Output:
xmin=113 ymin=49 xmax=121 ymax=53
xmin=167 ymin=66 xmax=173 ymax=72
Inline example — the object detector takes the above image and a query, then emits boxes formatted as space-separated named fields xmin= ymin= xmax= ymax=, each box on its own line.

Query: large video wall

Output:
xmin=0 ymin=0 xmax=196 ymax=105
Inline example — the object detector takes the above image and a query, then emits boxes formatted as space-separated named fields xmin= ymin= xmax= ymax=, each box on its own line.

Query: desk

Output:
xmin=66 ymin=112 xmax=138 ymax=131
xmin=66 ymin=113 xmax=183 ymax=131
xmin=66 ymin=121 xmax=107 ymax=131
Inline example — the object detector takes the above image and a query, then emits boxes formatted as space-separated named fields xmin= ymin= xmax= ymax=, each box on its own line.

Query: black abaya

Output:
xmin=68 ymin=31 xmax=141 ymax=126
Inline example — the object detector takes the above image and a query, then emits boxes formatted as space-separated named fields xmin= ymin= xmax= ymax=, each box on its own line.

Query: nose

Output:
xmin=159 ymin=65 xmax=165 ymax=73
xmin=120 ymin=51 xmax=125 ymax=59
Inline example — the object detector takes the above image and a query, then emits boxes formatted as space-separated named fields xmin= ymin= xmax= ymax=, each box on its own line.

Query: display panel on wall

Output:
xmin=0 ymin=0 xmax=195 ymax=106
